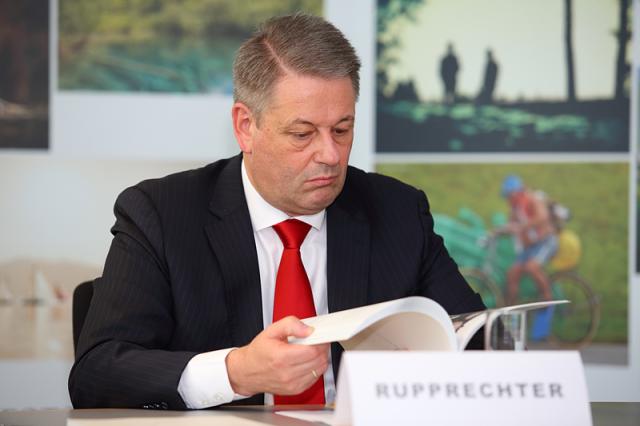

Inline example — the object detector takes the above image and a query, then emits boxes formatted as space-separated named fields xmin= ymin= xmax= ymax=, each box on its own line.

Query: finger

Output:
xmin=292 ymin=357 xmax=330 ymax=380
xmin=279 ymin=348 xmax=330 ymax=378
xmin=264 ymin=316 xmax=314 ymax=340
xmin=274 ymin=357 xmax=330 ymax=395
xmin=275 ymin=342 xmax=330 ymax=367
xmin=260 ymin=343 xmax=329 ymax=390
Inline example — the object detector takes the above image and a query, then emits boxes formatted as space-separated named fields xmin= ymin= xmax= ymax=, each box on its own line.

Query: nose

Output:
xmin=314 ymin=130 xmax=340 ymax=166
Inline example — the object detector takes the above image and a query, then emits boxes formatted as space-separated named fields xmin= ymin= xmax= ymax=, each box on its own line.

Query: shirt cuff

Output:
xmin=177 ymin=348 xmax=249 ymax=409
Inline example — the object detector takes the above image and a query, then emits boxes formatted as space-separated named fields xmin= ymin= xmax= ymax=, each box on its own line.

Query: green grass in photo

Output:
xmin=58 ymin=0 xmax=323 ymax=93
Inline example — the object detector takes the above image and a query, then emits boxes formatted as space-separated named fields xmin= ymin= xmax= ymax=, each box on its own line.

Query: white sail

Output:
xmin=33 ymin=270 xmax=57 ymax=305
xmin=0 ymin=279 xmax=13 ymax=303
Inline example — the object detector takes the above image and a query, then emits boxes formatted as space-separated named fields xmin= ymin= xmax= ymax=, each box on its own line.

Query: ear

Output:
xmin=232 ymin=102 xmax=256 ymax=153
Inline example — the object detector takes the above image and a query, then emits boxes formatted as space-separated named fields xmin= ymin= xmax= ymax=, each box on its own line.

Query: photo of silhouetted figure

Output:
xmin=440 ymin=43 xmax=459 ymax=104
xmin=476 ymin=49 xmax=498 ymax=105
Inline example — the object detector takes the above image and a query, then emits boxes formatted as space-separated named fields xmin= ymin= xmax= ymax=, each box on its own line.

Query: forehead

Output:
xmin=263 ymin=73 xmax=355 ymax=126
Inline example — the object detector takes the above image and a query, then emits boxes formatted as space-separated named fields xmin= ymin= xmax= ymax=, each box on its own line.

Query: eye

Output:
xmin=333 ymin=127 xmax=350 ymax=137
xmin=292 ymin=132 xmax=313 ymax=141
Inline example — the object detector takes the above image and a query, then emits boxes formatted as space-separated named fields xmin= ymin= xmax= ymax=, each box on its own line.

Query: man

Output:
xmin=69 ymin=13 xmax=485 ymax=410
xmin=476 ymin=48 xmax=498 ymax=105
xmin=440 ymin=42 xmax=459 ymax=105
xmin=499 ymin=175 xmax=558 ymax=307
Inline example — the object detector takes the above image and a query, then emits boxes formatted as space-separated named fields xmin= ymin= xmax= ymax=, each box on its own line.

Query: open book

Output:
xmin=289 ymin=296 xmax=568 ymax=350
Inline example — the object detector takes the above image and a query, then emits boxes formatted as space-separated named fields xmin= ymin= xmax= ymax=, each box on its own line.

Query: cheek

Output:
xmin=281 ymin=152 xmax=314 ymax=179
xmin=337 ymin=145 xmax=352 ymax=171
xmin=282 ymin=162 xmax=308 ymax=189
xmin=253 ymin=138 xmax=283 ymax=173
xmin=263 ymin=153 xmax=303 ymax=190
xmin=342 ymin=145 xmax=352 ymax=162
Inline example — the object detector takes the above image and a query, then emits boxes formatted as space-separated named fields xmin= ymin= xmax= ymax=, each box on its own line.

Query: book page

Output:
xmin=290 ymin=296 xmax=457 ymax=350
xmin=341 ymin=311 xmax=456 ymax=350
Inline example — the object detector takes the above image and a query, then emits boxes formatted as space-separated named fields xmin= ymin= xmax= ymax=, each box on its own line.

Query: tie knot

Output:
xmin=273 ymin=219 xmax=311 ymax=249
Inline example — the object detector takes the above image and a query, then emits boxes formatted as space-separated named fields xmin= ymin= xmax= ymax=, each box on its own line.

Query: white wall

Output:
xmin=0 ymin=155 xmax=207 ymax=265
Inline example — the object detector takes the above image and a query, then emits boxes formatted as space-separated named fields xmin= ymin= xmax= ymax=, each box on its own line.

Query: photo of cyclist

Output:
xmin=496 ymin=175 xmax=559 ymax=337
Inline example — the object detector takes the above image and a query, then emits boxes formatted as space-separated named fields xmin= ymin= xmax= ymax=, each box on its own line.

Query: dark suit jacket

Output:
xmin=68 ymin=155 xmax=485 ymax=409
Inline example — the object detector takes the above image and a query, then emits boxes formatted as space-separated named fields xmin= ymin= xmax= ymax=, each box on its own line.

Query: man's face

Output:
xmin=238 ymin=73 xmax=355 ymax=216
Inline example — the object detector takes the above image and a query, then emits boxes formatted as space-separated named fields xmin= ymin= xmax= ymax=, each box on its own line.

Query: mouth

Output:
xmin=306 ymin=175 xmax=338 ymax=187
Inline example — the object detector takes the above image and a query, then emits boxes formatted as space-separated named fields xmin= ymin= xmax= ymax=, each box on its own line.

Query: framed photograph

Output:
xmin=59 ymin=0 xmax=323 ymax=94
xmin=376 ymin=0 xmax=631 ymax=153
xmin=0 ymin=0 xmax=49 ymax=150
xmin=378 ymin=161 xmax=629 ymax=365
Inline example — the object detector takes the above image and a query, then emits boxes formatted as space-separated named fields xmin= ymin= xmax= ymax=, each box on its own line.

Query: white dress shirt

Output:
xmin=177 ymin=160 xmax=336 ymax=408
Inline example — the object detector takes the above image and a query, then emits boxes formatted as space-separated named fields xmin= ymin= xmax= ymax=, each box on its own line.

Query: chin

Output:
xmin=307 ymin=192 xmax=340 ymax=212
xmin=292 ymin=184 xmax=343 ymax=214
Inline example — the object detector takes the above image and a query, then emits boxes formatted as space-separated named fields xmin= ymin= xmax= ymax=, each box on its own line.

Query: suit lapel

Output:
xmin=326 ymin=172 xmax=371 ymax=379
xmin=326 ymin=204 xmax=370 ymax=313
xmin=204 ymin=155 xmax=263 ymax=349
xmin=327 ymin=171 xmax=369 ymax=312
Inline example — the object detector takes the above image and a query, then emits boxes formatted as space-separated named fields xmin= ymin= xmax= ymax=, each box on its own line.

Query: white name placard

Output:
xmin=334 ymin=351 xmax=591 ymax=426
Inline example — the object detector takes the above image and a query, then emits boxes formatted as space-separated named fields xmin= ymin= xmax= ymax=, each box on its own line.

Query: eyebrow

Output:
xmin=283 ymin=115 xmax=355 ymax=129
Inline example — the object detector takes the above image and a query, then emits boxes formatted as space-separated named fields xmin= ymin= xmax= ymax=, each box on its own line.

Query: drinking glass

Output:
xmin=485 ymin=309 xmax=527 ymax=350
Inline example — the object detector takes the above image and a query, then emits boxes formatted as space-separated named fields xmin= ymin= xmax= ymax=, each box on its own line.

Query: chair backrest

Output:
xmin=72 ymin=280 xmax=94 ymax=354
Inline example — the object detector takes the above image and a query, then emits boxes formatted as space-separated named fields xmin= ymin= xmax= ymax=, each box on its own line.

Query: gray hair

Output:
xmin=233 ymin=13 xmax=361 ymax=119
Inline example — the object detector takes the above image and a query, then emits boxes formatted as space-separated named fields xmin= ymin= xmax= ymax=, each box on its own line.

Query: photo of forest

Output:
xmin=376 ymin=0 xmax=631 ymax=152
xmin=0 ymin=0 xmax=49 ymax=149
xmin=59 ymin=0 xmax=322 ymax=93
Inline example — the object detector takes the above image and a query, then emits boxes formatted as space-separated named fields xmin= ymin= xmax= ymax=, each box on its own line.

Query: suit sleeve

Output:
xmin=415 ymin=190 xmax=486 ymax=349
xmin=68 ymin=186 xmax=197 ymax=409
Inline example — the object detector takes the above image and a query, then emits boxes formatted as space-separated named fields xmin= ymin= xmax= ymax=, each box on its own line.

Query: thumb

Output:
xmin=265 ymin=316 xmax=314 ymax=340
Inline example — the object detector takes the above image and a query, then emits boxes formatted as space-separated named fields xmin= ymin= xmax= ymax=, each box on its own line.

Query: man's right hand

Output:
xmin=225 ymin=316 xmax=330 ymax=397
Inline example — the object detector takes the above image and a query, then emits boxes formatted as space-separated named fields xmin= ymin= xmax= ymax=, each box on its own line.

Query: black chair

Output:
xmin=72 ymin=280 xmax=94 ymax=354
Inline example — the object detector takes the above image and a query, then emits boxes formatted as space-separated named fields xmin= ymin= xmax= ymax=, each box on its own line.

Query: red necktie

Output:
xmin=272 ymin=219 xmax=325 ymax=405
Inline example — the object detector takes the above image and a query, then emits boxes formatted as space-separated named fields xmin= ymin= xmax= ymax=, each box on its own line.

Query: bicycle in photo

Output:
xmin=460 ymin=232 xmax=600 ymax=348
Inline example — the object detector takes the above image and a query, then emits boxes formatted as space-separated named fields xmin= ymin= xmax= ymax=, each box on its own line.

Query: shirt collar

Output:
xmin=241 ymin=159 xmax=325 ymax=232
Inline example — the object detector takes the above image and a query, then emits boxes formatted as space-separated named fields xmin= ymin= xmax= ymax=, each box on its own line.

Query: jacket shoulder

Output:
xmin=135 ymin=158 xmax=232 ymax=198
xmin=344 ymin=166 xmax=424 ymax=205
